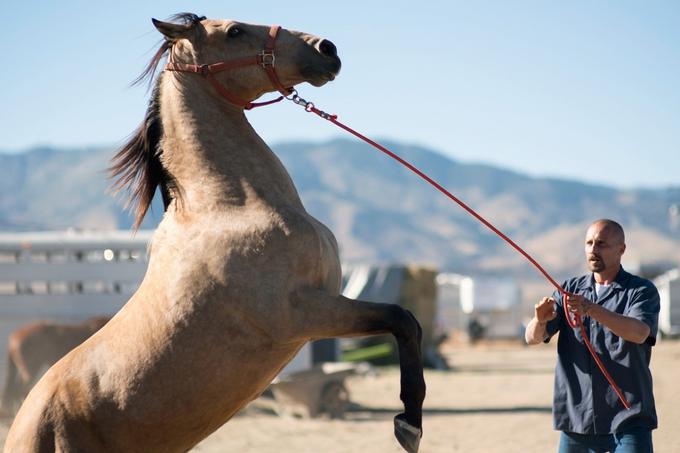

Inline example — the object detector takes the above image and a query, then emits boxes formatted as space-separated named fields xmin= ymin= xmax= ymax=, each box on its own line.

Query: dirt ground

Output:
xmin=1 ymin=339 xmax=678 ymax=452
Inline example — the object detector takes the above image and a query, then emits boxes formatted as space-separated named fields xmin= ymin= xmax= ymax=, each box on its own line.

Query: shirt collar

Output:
xmin=584 ymin=266 xmax=630 ymax=292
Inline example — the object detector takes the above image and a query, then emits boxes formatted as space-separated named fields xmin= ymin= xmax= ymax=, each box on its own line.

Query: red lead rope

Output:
xmin=284 ymin=91 xmax=631 ymax=410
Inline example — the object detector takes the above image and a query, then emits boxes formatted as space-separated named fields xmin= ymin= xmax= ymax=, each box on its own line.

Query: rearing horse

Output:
xmin=4 ymin=14 xmax=425 ymax=453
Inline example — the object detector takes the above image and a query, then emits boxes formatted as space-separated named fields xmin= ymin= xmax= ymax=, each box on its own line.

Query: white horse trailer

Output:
xmin=0 ymin=229 xmax=151 ymax=316
xmin=654 ymin=268 xmax=680 ymax=338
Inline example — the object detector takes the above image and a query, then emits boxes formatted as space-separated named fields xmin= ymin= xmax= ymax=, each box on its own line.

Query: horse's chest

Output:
xmin=176 ymin=210 xmax=340 ymax=291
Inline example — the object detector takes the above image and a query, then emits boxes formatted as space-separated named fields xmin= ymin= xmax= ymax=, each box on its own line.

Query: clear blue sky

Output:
xmin=1 ymin=1 xmax=678 ymax=189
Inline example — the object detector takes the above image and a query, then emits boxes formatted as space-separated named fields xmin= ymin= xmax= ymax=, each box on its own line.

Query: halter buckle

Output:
xmin=199 ymin=64 xmax=210 ymax=76
xmin=259 ymin=50 xmax=275 ymax=67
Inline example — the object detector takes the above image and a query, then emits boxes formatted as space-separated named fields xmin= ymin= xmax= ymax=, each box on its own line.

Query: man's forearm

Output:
xmin=525 ymin=317 xmax=548 ymax=345
xmin=588 ymin=305 xmax=651 ymax=344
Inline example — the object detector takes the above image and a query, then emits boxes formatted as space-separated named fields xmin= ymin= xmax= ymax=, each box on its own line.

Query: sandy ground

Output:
xmin=1 ymin=339 xmax=678 ymax=452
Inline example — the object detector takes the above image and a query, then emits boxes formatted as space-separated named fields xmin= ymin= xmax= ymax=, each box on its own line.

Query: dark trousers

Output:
xmin=558 ymin=428 xmax=653 ymax=453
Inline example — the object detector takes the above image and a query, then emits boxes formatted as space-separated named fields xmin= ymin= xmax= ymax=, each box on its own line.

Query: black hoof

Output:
xmin=394 ymin=413 xmax=422 ymax=453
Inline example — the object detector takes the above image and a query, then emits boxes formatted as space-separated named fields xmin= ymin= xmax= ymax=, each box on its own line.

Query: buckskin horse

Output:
xmin=4 ymin=14 xmax=425 ymax=452
xmin=0 ymin=317 xmax=110 ymax=418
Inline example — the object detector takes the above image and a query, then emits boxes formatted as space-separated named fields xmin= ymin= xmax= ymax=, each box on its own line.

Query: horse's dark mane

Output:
xmin=109 ymin=13 xmax=203 ymax=230
xmin=109 ymin=79 xmax=178 ymax=230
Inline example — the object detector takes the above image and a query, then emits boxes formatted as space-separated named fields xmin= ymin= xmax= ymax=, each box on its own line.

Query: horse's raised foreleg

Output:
xmin=289 ymin=287 xmax=425 ymax=453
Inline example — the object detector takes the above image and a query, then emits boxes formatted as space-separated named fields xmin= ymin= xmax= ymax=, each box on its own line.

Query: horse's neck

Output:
xmin=159 ymin=76 xmax=304 ymax=215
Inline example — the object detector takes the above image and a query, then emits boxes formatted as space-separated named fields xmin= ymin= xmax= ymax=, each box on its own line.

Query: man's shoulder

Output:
xmin=619 ymin=268 xmax=659 ymax=294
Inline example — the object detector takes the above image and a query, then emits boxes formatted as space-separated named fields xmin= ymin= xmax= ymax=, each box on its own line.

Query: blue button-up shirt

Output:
xmin=545 ymin=267 xmax=660 ymax=434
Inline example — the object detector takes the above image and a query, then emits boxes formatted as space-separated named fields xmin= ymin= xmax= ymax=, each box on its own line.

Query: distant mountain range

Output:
xmin=2 ymin=139 xmax=679 ymax=280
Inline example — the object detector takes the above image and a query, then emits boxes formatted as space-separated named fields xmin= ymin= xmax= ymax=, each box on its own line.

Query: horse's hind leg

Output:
xmin=288 ymin=287 xmax=425 ymax=453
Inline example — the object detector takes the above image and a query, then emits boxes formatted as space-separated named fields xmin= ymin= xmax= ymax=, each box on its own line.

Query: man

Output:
xmin=525 ymin=219 xmax=660 ymax=453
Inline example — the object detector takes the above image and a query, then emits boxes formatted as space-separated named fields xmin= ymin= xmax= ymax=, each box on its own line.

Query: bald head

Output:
xmin=585 ymin=219 xmax=626 ymax=281
xmin=589 ymin=219 xmax=625 ymax=245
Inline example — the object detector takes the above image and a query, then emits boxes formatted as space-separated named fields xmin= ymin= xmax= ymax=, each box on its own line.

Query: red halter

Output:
xmin=164 ymin=25 xmax=292 ymax=110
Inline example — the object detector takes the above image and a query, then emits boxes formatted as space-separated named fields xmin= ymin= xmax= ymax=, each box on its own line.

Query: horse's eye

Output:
xmin=227 ymin=26 xmax=241 ymax=38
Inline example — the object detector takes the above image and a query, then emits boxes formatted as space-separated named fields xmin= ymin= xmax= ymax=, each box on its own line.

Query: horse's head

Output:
xmin=111 ymin=14 xmax=342 ymax=230
xmin=152 ymin=14 xmax=341 ymax=105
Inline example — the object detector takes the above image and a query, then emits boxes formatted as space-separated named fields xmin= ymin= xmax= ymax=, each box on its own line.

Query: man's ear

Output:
xmin=152 ymin=18 xmax=195 ymax=41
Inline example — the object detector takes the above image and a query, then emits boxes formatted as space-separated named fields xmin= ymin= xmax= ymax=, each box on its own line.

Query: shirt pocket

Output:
xmin=604 ymin=329 xmax=624 ymax=357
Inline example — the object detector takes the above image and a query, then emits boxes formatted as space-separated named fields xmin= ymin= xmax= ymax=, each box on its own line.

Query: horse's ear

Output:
xmin=152 ymin=18 xmax=194 ymax=41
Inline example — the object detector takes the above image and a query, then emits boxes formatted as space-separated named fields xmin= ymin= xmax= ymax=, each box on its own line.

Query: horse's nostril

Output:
xmin=318 ymin=39 xmax=337 ymax=57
